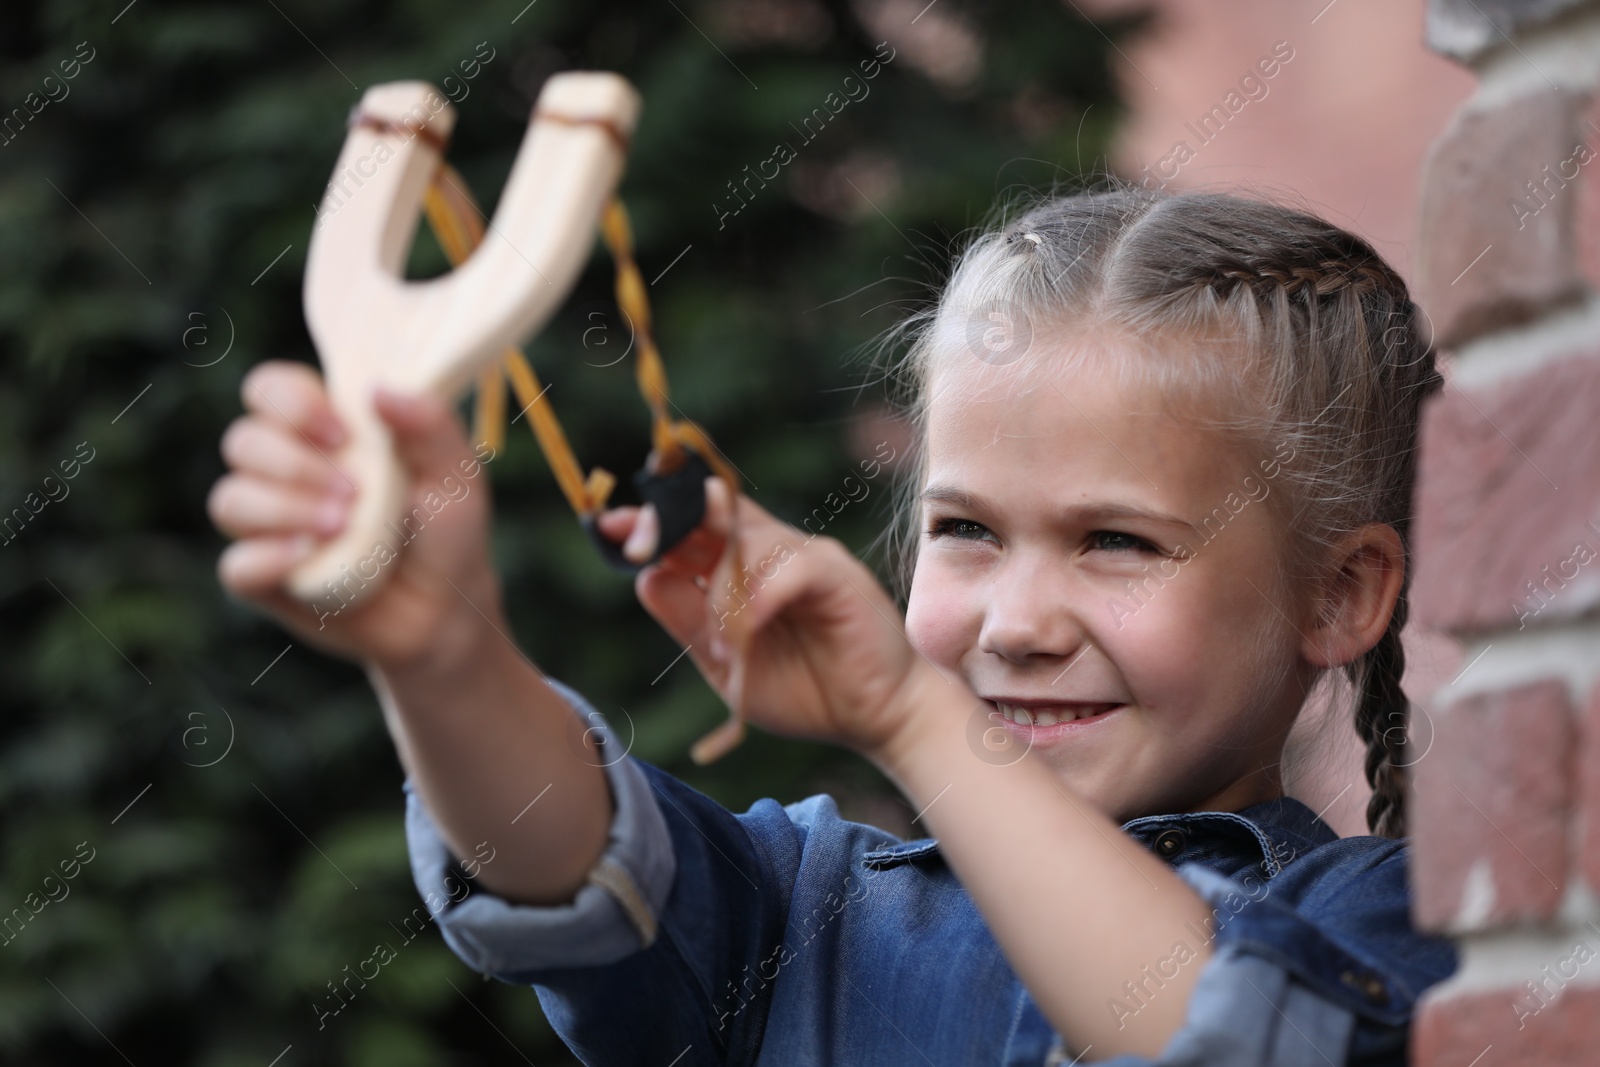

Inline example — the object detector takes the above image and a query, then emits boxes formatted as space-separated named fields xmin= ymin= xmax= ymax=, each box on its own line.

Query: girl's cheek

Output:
xmin=905 ymin=577 xmax=971 ymax=666
xmin=1097 ymin=587 xmax=1210 ymax=705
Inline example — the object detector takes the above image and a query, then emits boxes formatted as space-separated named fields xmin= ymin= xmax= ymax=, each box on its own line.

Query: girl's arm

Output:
xmin=366 ymin=617 xmax=613 ymax=908
xmin=865 ymin=663 xmax=1216 ymax=1060
xmin=209 ymin=361 xmax=612 ymax=908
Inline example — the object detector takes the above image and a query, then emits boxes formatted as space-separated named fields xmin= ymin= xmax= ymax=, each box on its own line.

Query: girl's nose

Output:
xmin=975 ymin=554 xmax=1089 ymax=664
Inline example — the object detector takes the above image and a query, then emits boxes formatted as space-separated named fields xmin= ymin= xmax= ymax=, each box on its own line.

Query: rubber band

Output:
xmin=346 ymin=108 xmax=450 ymax=155
xmin=533 ymin=109 xmax=632 ymax=154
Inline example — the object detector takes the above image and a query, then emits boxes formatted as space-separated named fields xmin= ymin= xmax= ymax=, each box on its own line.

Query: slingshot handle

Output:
xmin=288 ymin=73 xmax=640 ymax=607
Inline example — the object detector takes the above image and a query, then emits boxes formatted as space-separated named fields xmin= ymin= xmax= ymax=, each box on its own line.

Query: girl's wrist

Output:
xmin=363 ymin=594 xmax=523 ymax=781
xmin=861 ymin=657 xmax=971 ymax=781
xmin=368 ymin=572 xmax=510 ymax=689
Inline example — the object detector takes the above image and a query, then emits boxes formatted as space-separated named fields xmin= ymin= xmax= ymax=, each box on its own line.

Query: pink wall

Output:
xmin=1081 ymin=0 xmax=1474 ymax=280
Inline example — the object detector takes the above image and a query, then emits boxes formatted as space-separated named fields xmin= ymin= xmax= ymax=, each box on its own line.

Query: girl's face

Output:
xmin=904 ymin=347 xmax=1317 ymax=823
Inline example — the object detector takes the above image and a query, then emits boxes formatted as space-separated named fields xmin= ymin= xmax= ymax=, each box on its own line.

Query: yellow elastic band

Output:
xmin=420 ymin=161 xmax=751 ymax=764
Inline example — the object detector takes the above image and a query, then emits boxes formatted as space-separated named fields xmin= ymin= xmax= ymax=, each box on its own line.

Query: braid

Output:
xmin=1211 ymin=260 xmax=1394 ymax=299
xmin=1355 ymin=589 xmax=1412 ymax=838
xmin=1185 ymin=241 xmax=1421 ymax=839
xmin=1201 ymin=243 xmax=1425 ymax=839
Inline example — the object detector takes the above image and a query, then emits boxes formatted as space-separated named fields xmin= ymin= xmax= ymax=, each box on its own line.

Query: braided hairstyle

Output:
xmin=880 ymin=186 xmax=1441 ymax=837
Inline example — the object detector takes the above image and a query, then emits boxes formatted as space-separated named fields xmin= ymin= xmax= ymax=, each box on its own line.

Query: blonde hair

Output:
xmin=873 ymin=185 xmax=1441 ymax=837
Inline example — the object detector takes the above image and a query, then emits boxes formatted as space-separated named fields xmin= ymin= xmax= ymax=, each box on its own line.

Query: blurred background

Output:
xmin=0 ymin=0 xmax=1468 ymax=1063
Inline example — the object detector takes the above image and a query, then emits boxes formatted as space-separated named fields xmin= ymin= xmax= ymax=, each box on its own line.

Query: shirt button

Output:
xmin=1153 ymin=829 xmax=1187 ymax=859
xmin=1340 ymin=969 xmax=1388 ymax=1005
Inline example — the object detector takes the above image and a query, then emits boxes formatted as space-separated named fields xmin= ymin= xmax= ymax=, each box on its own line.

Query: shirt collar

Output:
xmin=860 ymin=795 xmax=1339 ymax=875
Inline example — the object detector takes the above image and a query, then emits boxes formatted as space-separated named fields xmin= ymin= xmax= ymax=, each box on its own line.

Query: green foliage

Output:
xmin=0 ymin=0 xmax=1124 ymax=1062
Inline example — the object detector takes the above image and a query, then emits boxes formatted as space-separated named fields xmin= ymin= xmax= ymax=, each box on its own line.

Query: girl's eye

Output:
xmin=927 ymin=517 xmax=992 ymax=542
xmin=1090 ymin=530 xmax=1155 ymax=553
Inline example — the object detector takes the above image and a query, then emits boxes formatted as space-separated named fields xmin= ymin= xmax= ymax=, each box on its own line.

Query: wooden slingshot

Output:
xmin=295 ymin=73 xmax=749 ymax=764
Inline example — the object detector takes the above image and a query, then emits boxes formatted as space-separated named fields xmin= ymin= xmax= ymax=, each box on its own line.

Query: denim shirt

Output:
xmin=404 ymin=679 xmax=1457 ymax=1066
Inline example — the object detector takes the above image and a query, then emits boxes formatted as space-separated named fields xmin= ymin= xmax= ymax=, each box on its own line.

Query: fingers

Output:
xmin=636 ymin=564 xmax=722 ymax=663
xmin=704 ymin=475 xmax=735 ymax=537
xmin=374 ymin=386 xmax=475 ymax=483
xmin=216 ymin=538 xmax=340 ymax=645
xmin=241 ymin=360 xmax=346 ymax=448
xmin=208 ymin=474 xmax=349 ymax=539
xmin=631 ymin=479 xmax=742 ymax=651
xmin=220 ymin=416 xmax=357 ymax=495
xmin=594 ymin=505 xmax=640 ymax=542
xmin=217 ymin=534 xmax=319 ymax=598
xmin=704 ymin=495 xmax=882 ymax=647
xmin=593 ymin=502 xmax=663 ymax=564
xmin=635 ymin=479 xmax=809 ymax=649
xmin=623 ymin=503 xmax=658 ymax=563
xmin=214 ymin=365 xmax=356 ymax=567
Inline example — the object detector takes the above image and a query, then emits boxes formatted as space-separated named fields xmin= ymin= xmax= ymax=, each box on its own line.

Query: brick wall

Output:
xmin=1408 ymin=1 xmax=1600 ymax=1064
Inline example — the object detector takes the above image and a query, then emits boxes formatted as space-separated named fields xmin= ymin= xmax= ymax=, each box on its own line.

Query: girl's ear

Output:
xmin=1302 ymin=523 xmax=1405 ymax=669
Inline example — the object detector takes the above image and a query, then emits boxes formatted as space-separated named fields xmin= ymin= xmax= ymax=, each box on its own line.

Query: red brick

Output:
xmin=1578 ymin=96 xmax=1600 ymax=297
xmin=1414 ymin=983 xmax=1600 ymax=1067
xmin=1411 ymin=351 xmax=1600 ymax=634
xmin=1579 ymin=682 xmax=1600 ymax=891
xmin=1417 ymin=89 xmax=1591 ymax=348
xmin=1411 ymin=680 xmax=1573 ymax=932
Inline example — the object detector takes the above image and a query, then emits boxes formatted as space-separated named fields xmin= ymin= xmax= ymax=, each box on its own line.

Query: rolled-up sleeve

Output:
xmin=402 ymin=677 xmax=676 ymax=977
xmin=1065 ymin=861 xmax=1424 ymax=1067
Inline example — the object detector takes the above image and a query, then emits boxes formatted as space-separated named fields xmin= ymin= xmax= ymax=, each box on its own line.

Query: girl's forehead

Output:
xmin=925 ymin=347 xmax=1195 ymax=437
xmin=920 ymin=353 xmax=1269 ymax=513
xmin=927 ymin=377 xmax=1179 ymax=475
xmin=923 ymin=325 xmax=1262 ymax=443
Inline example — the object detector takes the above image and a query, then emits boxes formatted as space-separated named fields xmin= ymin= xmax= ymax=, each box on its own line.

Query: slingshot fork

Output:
xmin=292 ymin=72 xmax=752 ymax=765
xmin=290 ymin=73 xmax=639 ymax=605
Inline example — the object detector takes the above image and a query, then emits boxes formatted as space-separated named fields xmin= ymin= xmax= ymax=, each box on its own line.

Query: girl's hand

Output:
xmin=208 ymin=360 xmax=505 ymax=675
xmin=596 ymin=479 xmax=925 ymax=758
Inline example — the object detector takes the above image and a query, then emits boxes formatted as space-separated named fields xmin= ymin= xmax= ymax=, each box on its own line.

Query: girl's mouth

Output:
xmin=986 ymin=700 xmax=1124 ymax=737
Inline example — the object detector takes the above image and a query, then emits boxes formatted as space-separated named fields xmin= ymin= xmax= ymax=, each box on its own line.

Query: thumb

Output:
xmin=372 ymin=386 xmax=471 ymax=483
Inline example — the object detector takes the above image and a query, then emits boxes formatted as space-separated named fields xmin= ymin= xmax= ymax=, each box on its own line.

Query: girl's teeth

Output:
xmin=998 ymin=703 xmax=1117 ymax=725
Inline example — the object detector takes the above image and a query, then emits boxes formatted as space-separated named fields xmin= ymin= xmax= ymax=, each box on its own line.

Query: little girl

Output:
xmin=209 ymin=186 xmax=1458 ymax=1065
